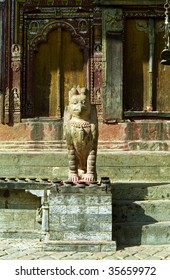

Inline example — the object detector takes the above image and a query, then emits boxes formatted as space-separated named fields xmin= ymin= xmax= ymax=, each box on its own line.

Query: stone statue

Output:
xmin=64 ymin=86 xmax=98 ymax=182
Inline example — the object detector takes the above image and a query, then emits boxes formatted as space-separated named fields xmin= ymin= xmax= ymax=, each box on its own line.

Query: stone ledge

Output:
xmin=0 ymin=230 xmax=40 ymax=239
xmin=43 ymin=240 xmax=116 ymax=252
xmin=113 ymin=221 xmax=170 ymax=246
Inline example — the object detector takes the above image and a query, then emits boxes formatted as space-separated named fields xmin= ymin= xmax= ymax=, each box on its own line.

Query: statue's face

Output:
xmin=69 ymin=94 xmax=90 ymax=117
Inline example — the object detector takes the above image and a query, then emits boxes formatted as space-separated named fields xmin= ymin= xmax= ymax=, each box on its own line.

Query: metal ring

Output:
xmin=164 ymin=3 xmax=170 ymax=9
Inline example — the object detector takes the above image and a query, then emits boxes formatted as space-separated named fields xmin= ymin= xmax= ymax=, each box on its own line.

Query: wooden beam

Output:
xmin=99 ymin=0 xmax=165 ymax=6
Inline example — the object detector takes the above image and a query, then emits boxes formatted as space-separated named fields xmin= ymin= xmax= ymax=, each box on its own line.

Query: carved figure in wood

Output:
xmin=64 ymin=86 xmax=98 ymax=182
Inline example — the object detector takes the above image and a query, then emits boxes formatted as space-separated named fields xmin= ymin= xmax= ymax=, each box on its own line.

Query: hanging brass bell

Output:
xmin=160 ymin=48 xmax=170 ymax=65
xmin=161 ymin=48 xmax=170 ymax=59
xmin=161 ymin=59 xmax=170 ymax=65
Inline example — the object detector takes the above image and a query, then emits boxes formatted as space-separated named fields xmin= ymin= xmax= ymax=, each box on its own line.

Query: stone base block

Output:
xmin=43 ymin=240 xmax=116 ymax=252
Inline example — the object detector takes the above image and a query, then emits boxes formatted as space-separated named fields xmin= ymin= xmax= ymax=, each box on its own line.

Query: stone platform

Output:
xmin=0 ymin=150 xmax=170 ymax=182
xmin=0 ymin=179 xmax=116 ymax=252
xmin=43 ymin=240 xmax=116 ymax=252
xmin=43 ymin=182 xmax=116 ymax=252
xmin=0 ymin=238 xmax=170 ymax=260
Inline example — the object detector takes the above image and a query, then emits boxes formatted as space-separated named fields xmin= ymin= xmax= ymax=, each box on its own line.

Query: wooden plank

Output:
xmin=124 ymin=111 xmax=170 ymax=118
xmin=155 ymin=21 xmax=170 ymax=112
xmin=103 ymin=32 xmax=123 ymax=121
xmin=99 ymin=0 xmax=165 ymax=5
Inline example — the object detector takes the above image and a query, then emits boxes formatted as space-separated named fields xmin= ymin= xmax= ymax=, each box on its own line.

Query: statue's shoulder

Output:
xmin=63 ymin=106 xmax=72 ymax=138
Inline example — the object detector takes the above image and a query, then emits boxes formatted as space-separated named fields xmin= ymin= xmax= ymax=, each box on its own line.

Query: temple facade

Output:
xmin=0 ymin=0 xmax=170 ymax=248
xmin=0 ymin=0 xmax=169 ymax=150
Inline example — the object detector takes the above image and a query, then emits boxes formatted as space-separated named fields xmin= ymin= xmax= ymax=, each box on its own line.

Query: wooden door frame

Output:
xmin=4 ymin=0 xmax=102 ymax=123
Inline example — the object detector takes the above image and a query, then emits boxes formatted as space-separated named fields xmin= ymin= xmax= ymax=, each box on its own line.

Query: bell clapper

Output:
xmin=161 ymin=1 xmax=170 ymax=65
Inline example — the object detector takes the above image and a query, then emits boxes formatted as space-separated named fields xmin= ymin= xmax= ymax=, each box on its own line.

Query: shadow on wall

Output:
xmin=0 ymin=189 xmax=41 ymax=238
xmin=111 ymin=182 xmax=170 ymax=247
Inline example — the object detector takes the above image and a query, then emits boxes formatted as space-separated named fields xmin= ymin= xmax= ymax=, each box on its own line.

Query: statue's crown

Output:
xmin=69 ymin=86 xmax=89 ymax=99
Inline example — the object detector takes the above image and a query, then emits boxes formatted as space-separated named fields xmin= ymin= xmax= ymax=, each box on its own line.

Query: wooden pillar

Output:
xmin=56 ymin=28 xmax=62 ymax=119
xmin=102 ymin=8 xmax=123 ymax=122
xmin=0 ymin=2 xmax=3 ymax=123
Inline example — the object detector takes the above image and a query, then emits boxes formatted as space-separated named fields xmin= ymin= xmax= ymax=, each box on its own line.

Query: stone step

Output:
xmin=0 ymin=141 xmax=67 ymax=151
xmin=113 ymin=221 xmax=170 ymax=246
xmin=112 ymin=182 xmax=170 ymax=200
xmin=0 ymin=151 xmax=169 ymax=181
xmin=112 ymin=200 xmax=170 ymax=223
xmin=43 ymin=240 xmax=116 ymax=252
xmin=0 ymin=230 xmax=40 ymax=239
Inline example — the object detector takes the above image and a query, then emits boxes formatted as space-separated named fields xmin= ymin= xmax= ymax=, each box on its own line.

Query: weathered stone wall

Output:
xmin=49 ymin=188 xmax=112 ymax=241
xmin=0 ymin=120 xmax=170 ymax=151
xmin=112 ymin=182 xmax=170 ymax=246
xmin=42 ymin=185 xmax=116 ymax=252
xmin=0 ymin=189 xmax=41 ymax=238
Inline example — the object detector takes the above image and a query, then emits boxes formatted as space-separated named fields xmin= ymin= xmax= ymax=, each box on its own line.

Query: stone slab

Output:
xmin=43 ymin=240 xmax=116 ymax=252
xmin=112 ymin=182 xmax=170 ymax=200
xmin=0 ymin=151 xmax=170 ymax=182
xmin=0 ymin=231 xmax=40 ymax=239
xmin=113 ymin=222 xmax=170 ymax=246
xmin=112 ymin=200 xmax=170 ymax=222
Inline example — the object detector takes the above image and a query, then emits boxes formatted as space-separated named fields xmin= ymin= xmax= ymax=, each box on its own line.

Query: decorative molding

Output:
xmin=10 ymin=43 xmax=22 ymax=123
xmin=11 ymin=61 xmax=22 ymax=72
xmin=29 ymin=20 xmax=88 ymax=51
xmin=136 ymin=19 xmax=164 ymax=34
xmin=99 ymin=0 xmax=165 ymax=5
xmin=155 ymin=20 xmax=164 ymax=33
xmin=16 ymin=0 xmax=93 ymax=7
xmin=9 ymin=0 xmax=102 ymax=120
xmin=4 ymin=87 xmax=9 ymax=123
xmin=11 ymin=87 xmax=20 ymax=111
xmin=124 ymin=9 xmax=164 ymax=19
xmin=136 ymin=20 xmax=148 ymax=33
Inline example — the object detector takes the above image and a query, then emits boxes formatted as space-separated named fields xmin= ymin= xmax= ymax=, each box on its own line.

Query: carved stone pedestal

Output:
xmin=43 ymin=184 xmax=116 ymax=252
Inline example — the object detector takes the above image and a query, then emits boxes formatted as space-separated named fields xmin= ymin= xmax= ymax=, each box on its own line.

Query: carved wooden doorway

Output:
xmin=33 ymin=28 xmax=84 ymax=118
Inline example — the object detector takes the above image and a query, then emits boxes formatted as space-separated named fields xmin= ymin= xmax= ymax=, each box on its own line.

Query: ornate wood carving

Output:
xmin=4 ymin=87 xmax=10 ymax=123
xmin=0 ymin=2 xmax=4 ymax=123
xmin=21 ymin=0 xmax=92 ymax=7
xmin=10 ymin=44 xmax=22 ymax=122
xmin=4 ymin=0 xmax=102 ymax=122
xmin=91 ymin=25 xmax=102 ymax=118
xmin=92 ymin=26 xmax=102 ymax=120
xmin=103 ymin=8 xmax=123 ymax=32
xmin=21 ymin=5 xmax=101 ymax=118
